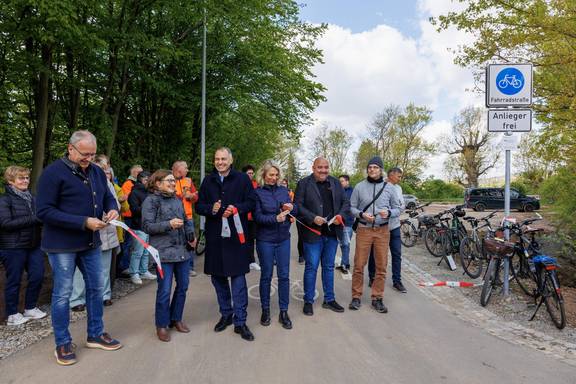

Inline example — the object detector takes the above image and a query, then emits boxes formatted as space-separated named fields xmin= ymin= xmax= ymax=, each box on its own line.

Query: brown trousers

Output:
xmin=351 ymin=226 xmax=390 ymax=299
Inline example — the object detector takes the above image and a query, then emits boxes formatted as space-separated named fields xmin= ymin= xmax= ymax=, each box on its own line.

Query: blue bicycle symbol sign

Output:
xmin=496 ymin=68 xmax=524 ymax=95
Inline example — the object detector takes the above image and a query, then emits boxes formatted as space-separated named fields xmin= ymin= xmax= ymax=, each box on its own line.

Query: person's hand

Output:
xmin=189 ymin=238 xmax=197 ymax=248
xmin=332 ymin=214 xmax=343 ymax=225
xmin=170 ymin=218 xmax=184 ymax=229
xmin=103 ymin=209 xmax=119 ymax=223
xmin=117 ymin=194 xmax=128 ymax=203
xmin=313 ymin=216 xmax=327 ymax=226
xmin=276 ymin=210 xmax=289 ymax=223
xmin=223 ymin=205 xmax=235 ymax=218
xmin=378 ymin=210 xmax=389 ymax=219
xmin=212 ymin=200 xmax=221 ymax=214
xmin=281 ymin=203 xmax=293 ymax=212
xmin=362 ymin=212 xmax=375 ymax=223
xmin=86 ymin=217 xmax=108 ymax=231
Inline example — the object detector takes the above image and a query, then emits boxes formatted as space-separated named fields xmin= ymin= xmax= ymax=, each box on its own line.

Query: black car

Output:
xmin=464 ymin=187 xmax=540 ymax=212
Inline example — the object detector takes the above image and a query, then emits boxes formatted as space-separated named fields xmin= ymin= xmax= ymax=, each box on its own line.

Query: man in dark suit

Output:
xmin=196 ymin=147 xmax=258 ymax=341
xmin=294 ymin=157 xmax=350 ymax=316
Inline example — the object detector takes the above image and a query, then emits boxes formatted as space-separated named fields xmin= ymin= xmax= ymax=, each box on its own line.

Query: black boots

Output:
xmin=279 ymin=310 xmax=292 ymax=330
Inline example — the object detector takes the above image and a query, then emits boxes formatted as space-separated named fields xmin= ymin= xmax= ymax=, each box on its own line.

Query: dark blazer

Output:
xmin=36 ymin=158 xmax=118 ymax=253
xmin=0 ymin=186 xmax=41 ymax=249
xmin=254 ymin=184 xmax=297 ymax=243
xmin=141 ymin=192 xmax=193 ymax=263
xmin=294 ymin=174 xmax=350 ymax=243
xmin=196 ymin=168 xmax=257 ymax=277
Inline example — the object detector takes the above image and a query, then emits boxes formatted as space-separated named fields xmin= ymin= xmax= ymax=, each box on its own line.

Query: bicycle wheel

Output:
xmin=424 ymin=227 xmax=445 ymax=257
xmin=400 ymin=221 xmax=417 ymax=247
xmin=542 ymin=269 xmax=566 ymax=329
xmin=480 ymin=257 xmax=498 ymax=307
xmin=195 ymin=230 xmax=206 ymax=255
xmin=460 ymin=236 xmax=483 ymax=279
xmin=511 ymin=254 xmax=537 ymax=297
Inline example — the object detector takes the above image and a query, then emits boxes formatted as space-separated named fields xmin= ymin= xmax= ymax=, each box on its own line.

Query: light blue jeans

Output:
xmin=48 ymin=248 xmax=104 ymax=347
xmin=70 ymin=249 xmax=113 ymax=306
xmin=129 ymin=230 xmax=150 ymax=275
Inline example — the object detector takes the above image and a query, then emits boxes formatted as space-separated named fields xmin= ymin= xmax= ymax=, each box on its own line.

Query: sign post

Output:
xmin=486 ymin=63 xmax=533 ymax=297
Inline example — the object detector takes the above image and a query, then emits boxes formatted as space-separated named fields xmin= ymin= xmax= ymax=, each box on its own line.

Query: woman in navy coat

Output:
xmin=253 ymin=160 xmax=296 ymax=329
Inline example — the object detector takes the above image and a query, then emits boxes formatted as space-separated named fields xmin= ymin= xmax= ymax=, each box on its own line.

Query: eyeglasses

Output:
xmin=16 ymin=176 xmax=30 ymax=180
xmin=162 ymin=178 xmax=176 ymax=183
xmin=71 ymin=144 xmax=96 ymax=158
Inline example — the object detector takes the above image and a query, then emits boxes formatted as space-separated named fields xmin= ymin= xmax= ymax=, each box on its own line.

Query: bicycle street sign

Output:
xmin=486 ymin=64 xmax=532 ymax=107
xmin=487 ymin=108 xmax=532 ymax=132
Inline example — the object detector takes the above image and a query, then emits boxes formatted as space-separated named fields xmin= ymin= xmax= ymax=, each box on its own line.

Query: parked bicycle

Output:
xmin=424 ymin=205 xmax=467 ymax=270
xmin=400 ymin=202 xmax=431 ymax=247
xmin=459 ymin=211 xmax=497 ymax=278
xmin=480 ymin=236 xmax=516 ymax=307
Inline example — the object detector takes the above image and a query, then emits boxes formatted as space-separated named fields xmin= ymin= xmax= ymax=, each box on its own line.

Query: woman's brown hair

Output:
xmin=147 ymin=169 xmax=172 ymax=192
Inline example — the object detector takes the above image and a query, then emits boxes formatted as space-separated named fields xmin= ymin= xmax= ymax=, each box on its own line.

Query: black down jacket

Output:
xmin=0 ymin=186 xmax=41 ymax=249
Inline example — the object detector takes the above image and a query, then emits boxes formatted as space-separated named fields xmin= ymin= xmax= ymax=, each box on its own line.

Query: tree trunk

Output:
xmin=30 ymin=44 xmax=52 ymax=192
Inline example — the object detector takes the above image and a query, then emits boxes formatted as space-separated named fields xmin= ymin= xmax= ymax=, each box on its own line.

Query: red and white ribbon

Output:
xmin=221 ymin=217 xmax=231 ymax=238
xmin=232 ymin=207 xmax=245 ymax=244
xmin=109 ymin=220 xmax=164 ymax=279
xmin=418 ymin=281 xmax=483 ymax=288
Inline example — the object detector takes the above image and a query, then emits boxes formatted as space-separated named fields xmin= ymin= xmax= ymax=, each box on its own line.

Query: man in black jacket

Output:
xmin=294 ymin=157 xmax=350 ymax=316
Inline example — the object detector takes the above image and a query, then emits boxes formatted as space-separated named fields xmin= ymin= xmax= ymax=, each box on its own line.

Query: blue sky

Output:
xmin=298 ymin=0 xmax=420 ymax=38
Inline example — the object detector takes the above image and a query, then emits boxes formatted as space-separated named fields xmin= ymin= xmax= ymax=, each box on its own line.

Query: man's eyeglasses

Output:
xmin=71 ymin=144 xmax=96 ymax=158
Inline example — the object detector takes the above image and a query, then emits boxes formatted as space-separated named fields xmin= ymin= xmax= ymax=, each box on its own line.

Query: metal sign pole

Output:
xmin=200 ymin=10 xmax=207 ymax=231
xmin=503 ymin=131 xmax=511 ymax=296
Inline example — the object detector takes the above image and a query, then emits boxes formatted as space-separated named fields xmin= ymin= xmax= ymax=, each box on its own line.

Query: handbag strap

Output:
xmin=360 ymin=182 xmax=387 ymax=214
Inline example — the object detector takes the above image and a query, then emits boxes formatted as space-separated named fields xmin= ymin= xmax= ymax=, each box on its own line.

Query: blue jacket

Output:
xmin=36 ymin=157 xmax=118 ymax=253
xmin=196 ymin=168 xmax=257 ymax=277
xmin=254 ymin=184 xmax=297 ymax=243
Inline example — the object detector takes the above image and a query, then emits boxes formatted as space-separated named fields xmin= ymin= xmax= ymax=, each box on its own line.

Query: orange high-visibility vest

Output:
xmin=120 ymin=179 xmax=136 ymax=218
xmin=175 ymin=177 xmax=197 ymax=220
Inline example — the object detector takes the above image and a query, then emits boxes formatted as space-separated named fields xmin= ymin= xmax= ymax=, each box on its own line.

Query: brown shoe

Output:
xmin=169 ymin=321 xmax=190 ymax=333
xmin=156 ymin=327 xmax=171 ymax=342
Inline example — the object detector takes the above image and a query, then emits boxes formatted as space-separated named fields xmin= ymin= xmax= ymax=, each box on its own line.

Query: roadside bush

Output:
xmin=417 ymin=178 xmax=464 ymax=200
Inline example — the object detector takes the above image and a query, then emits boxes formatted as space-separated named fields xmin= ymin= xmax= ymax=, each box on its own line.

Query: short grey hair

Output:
xmin=387 ymin=167 xmax=403 ymax=176
xmin=257 ymin=160 xmax=282 ymax=186
xmin=69 ymin=130 xmax=97 ymax=145
xmin=215 ymin=147 xmax=233 ymax=159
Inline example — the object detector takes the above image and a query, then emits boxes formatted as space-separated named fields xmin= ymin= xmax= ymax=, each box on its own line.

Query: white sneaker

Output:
xmin=131 ymin=274 xmax=143 ymax=285
xmin=249 ymin=262 xmax=261 ymax=271
xmin=7 ymin=313 xmax=30 ymax=326
xmin=23 ymin=307 xmax=47 ymax=320
xmin=141 ymin=271 xmax=157 ymax=280
xmin=189 ymin=270 xmax=197 ymax=277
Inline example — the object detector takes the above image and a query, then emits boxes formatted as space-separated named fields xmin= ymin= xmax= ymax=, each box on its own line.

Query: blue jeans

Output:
xmin=211 ymin=275 xmax=248 ymax=326
xmin=257 ymin=239 xmax=290 ymax=311
xmin=70 ymin=249 xmax=113 ymax=306
xmin=118 ymin=217 xmax=132 ymax=272
xmin=303 ymin=236 xmax=338 ymax=303
xmin=129 ymin=230 xmax=150 ymax=275
xmin=155 ymin=261 xmax=190 ymax=327
xmin=2 ymin=247 xmax=45 ymax=316
xmin=389 ymin=227 xmax=402 ymax=284
xmin=337 ymin=226 xmax=353 ymax=268
xmin=185 ymin=220 xmax=195 ymax=271
xmin=48 ymin=248 xmax=104 ymax=347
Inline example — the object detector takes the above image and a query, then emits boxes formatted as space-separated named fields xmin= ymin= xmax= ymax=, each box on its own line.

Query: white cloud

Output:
xmin=301 ymin=1 xmax=488 ymax=178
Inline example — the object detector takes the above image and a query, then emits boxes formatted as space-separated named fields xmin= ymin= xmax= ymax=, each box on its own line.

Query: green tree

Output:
xmin=309 ymin=123 xmax=352 ymax=175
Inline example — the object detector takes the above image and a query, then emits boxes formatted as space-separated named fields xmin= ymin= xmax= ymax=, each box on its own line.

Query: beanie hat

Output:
xmin=367 ymin=156 xmax=383 ymax=169
xmin=136 ymin=170 xmax=151 ymax=182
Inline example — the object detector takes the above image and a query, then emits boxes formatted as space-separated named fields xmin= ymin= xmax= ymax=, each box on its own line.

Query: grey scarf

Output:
xmin=8 ymin=185 xmax=33 ymax=209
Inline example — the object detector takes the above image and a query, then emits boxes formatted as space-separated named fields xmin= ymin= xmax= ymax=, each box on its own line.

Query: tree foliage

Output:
xmin=0 ymin=0 xmax=326 ymax=189
xmin=309 ymin=123 xmax=352 ymax=175
xmin=440 ymin=106 xmax=499 ymax=187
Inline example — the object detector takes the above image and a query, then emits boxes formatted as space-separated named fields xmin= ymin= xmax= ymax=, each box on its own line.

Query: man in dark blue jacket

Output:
xmin=196 ymin=147 xmax=258 ymax=341
xmin=36 ymin=130 xmax=122 ymax=366
xmin=337 ymin=175 xmax=354 ymax=274
xmin=294 ymin=158 xmax=350 ymax=316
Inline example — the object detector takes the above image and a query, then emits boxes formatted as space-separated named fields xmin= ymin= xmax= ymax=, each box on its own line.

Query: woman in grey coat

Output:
xmin=142 ymin=169 xmax=194 ymax=342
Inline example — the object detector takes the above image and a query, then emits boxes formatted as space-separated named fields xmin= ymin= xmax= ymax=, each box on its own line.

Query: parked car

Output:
xmin=403 ymin=194 xmax=419 ymax=210
xmin=464 ymin=187 xmax=540 ymax=212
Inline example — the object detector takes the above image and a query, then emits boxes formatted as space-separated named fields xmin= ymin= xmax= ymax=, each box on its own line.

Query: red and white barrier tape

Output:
xmin=418 ymin=281 xmax=483 ymax=288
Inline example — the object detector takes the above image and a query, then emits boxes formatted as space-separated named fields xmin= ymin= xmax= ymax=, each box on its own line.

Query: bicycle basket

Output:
xmin=483 ymin=238 xmax=515 ymax=255
xmin=419 ymin=215 xmax=438 ymax=226
xmin=454 ymin=210 xmax=466 ymax=217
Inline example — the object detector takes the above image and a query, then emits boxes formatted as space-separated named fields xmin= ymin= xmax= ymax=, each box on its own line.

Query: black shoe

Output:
xmin=234 ymin=324 xmax=255 ymax=341
xmin=368 ymin=277 xmax=374 ymax=288
xmin=279 ymin=311 xmax=292 ymax=330
xmin=322 ymin=301 xmax=345 ymax=313
xmin=393 ymin=281 xmax=407 ymax=293
xmin=303 ymin=302 xmax=313 ymax=316
xmin=260 ymin=309 xmax=271 ymax=326
xmin=349 ymin=298 xmax=361 ymax=310
xmin=371 ymin=298 xmax=388 ymax=313
xmin=103 ymin=299 xmax=113 ymax=306
xmin=298 ymin=256 xmax=305 ymax=264
xmin=71 ymin=304 xmax=85 ymax=312
xmin=341 ymin=266 xmax=350 ymax=275
xmin=214 ymin=315 xmax=233 ymax=332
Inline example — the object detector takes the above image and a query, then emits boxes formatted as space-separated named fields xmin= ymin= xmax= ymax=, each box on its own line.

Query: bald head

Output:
xmin=312 ymin=157 xmax=330 ymax=182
